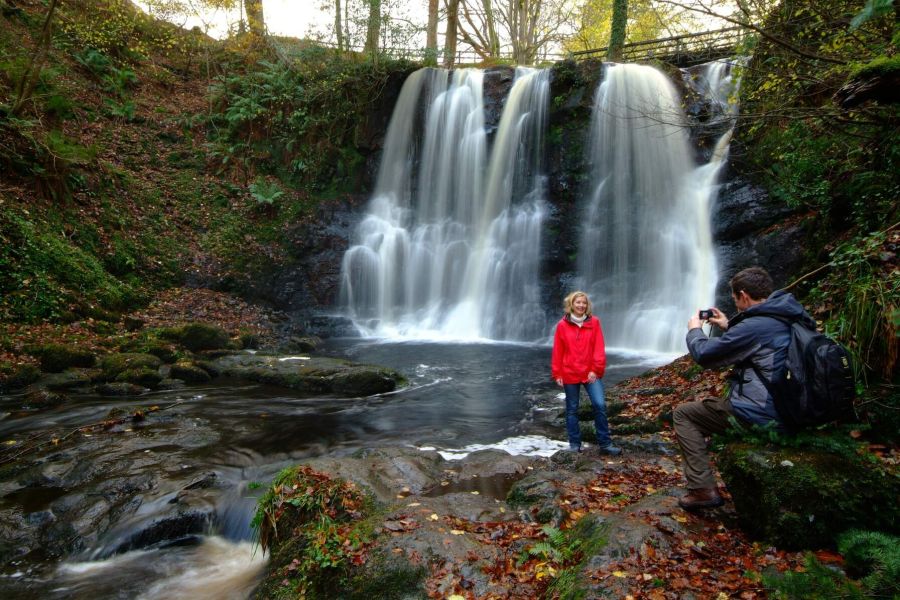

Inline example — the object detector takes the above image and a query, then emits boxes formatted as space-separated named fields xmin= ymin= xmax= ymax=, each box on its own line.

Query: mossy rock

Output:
xmin=0 ymin=362 xmax=41 ymax=392
xmin=22 ymin=386 xmax=68 ymax=408
xmin=28 ymin=344 xmax=96 ymax=373
xmin=115 ymin=368 xmax=163 ymax=388
xmin=160 ymin=323 xmax=231 ymax=352
xmin=96 ymin=382 xmax=147 ymax=396
xmin=169 ymin=362 xmax=212 ymax=383
xmin=330 ymin=369 xmax=398 ymax=396
xmin=98 ymin=353 xmax=162 ymax=381
xmin=717 ymin=444 xmax=900 ymax=549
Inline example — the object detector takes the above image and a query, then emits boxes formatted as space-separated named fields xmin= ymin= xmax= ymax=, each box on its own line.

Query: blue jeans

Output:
xmin=564 ymin=379 xmax=613 ymax=449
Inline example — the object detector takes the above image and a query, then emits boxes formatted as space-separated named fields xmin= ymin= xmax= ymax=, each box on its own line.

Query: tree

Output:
xmin=364 ymin=0 xmax=381 ymax=53
xmin=426 ymin=0 xmax=439 ymax=65
xmin=563 ymin=0 xmax=670 ymax=54
xmin=244 ymin=0 xmax=265 ymax=37
xmin=11 ymin=0 xmax=59 ymax=116
xmin=335 ymin=0 xmax=344 ymax=50
xmin=456 ymin=0 xmax=501 ymax=60
xmin=444 ymin=0 xmax=460 ymax=66
xmin=607 ymin=0 xmax=627 ymax=59
xmin=492 ymin=0 xmax=575 ymax=64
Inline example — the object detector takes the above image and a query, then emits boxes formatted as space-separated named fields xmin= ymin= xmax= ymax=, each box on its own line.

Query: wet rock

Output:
xmin=281 ymin=335 xmax=322 ymax=353
xmin=0 ymin=362 xmax=40 ymax=392
xmin=27 ymin=344 xmax=96 ymax=373
xmin=99 ymin=353 xmax=163 ymax=381
xmin=156 ymin=378 xmax=185 ymax=390
xmin=96 ymin=382 xmax=148 ymax=396
xmin=111 ymin=510 xmax=215 ymax=555
xmin=39 ymin=368 xmax=101 ymax=391
xmin=115 ymin=368 xmax=163 ymax=388
xmin=168 ymin=361 xmax=212 ymax=384
xmin=22 ymin=386 xmax=68 ymax=409
xmin=210 ymin=353 xmax=403 ymax=397
xmin=717 ymin=444 xmax=900 ymax=549
xmin=123 ymin=316 xmax=145 ymax=331
xmin=159 ymin=323 xmax=232 ymax=352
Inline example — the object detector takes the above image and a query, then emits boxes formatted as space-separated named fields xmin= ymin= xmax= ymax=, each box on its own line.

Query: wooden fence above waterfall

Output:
xmin=270 ymin=26 xmax=750 ymax=68
xmin=569 ymin=27 xmax=749 ymax=67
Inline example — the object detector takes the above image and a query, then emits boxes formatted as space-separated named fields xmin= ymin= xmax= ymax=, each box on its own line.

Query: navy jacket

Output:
xmin=685 ymin=290 xmax=816 ymax=425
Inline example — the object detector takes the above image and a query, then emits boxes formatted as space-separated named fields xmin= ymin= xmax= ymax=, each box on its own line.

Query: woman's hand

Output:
xmin=555 ymin=377 xmax=563 ymax=386
xmin=587 ymin=371 xmax=597 ymax=383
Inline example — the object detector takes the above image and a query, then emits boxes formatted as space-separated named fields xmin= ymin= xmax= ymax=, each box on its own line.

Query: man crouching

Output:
xmin=674 ymin=266 xmax=816 ymax=510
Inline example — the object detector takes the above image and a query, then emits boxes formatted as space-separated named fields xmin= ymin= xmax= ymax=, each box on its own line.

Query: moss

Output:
xmin=98 ymin=352 xmax=162 ymax=380
xmin=28 ymin=343 xmax=96 ymax=372
xmin=717 ymin=444 xmax=900 ymax=549
xmin=159 ymin=323 xmax=231 ymax=352
xmin=114 ymin=367 xmax=162 ymax=388
xmin=850 ymin=55 xmax=900 ymax=79
xmin=0 ymin=362 xmax=41 ymax=391
xmin=169 ymin=361 xmax=212 ymax=383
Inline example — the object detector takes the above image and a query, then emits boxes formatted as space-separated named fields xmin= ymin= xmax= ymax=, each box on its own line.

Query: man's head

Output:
xmin=730 ymin=267 xmax=773 ymax=310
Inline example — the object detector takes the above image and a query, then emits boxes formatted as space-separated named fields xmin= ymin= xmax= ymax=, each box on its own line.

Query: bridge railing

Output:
xmin=568 ymin=26 xmax=747 ymax=63
xmin=271 ymin=26 xmax=747 ymax=67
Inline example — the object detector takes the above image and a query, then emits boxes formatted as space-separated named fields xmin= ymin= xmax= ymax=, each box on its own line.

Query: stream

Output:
xmin=0 ymin=339 xmax=671 ymax=599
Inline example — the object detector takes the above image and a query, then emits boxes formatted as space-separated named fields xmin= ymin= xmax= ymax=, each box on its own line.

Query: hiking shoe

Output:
xmin=568 ymin=444 xmax=582 ymax=452
xmin=597 ymin=444 xmax=622 ymax=456
xmin=678 ymin=487 xmax=724 ymax=510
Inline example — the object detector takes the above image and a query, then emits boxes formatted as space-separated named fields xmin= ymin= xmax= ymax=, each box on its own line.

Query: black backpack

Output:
xmin=752 ymin=314 xmax=856 ymax=429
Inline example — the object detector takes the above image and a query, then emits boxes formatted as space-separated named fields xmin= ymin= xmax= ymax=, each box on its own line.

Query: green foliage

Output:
xmin=808 ymin=231 xmax=899 ymax=385
xmin=839 ymin=530 xmax=900 ymax=597
xmin=740 ymin=0 xmax=899 ymax=233
xmin=850 ymin=55 xmax=900 ymax=79
xmin=252 ymin=465 xmax=372 ymax=597
xmin=209 ymin=50 xmax=413 ymax=190
xmin=764 ymin=553 xmax=866 ymax=599
xmin=28 ymin=343 xmax=96 ymax=372
xmin=0 ymin=209 xmax=143 ymax=322
xmin=764 ymin=530 xmax=900 ymax=599
xmin=850 ymin=0 xmax=896 ymax=30
xmin=519 ymin=525 xmax=582 ymax=566
xmin=249 ymin=177 xmax=284 ymax=207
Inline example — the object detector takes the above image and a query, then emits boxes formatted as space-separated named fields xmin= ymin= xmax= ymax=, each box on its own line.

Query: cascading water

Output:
xmin=340 ymin=67 xmax=549 ymax=341
xmin=577 ymin=63 xmax=724 ymax=353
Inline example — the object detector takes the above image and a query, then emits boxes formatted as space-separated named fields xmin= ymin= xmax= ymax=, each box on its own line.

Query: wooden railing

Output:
xmin=569 ymin=26 xmax=748 ymax=64
xmin=272 ymin=27 xmax=748 ymax=67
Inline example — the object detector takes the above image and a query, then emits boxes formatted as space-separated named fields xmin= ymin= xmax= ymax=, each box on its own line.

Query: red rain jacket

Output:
xmin=551 ymin=314 xmax=607 ymax=384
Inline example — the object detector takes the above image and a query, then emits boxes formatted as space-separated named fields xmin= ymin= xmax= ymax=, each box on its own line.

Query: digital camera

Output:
xmin=698 ymin=309 xmax=714 ymax=320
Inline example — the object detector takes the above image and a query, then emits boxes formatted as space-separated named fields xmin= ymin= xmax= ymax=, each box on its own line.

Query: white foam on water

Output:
xmin=419 ymin=434 xmax=567 ymax=460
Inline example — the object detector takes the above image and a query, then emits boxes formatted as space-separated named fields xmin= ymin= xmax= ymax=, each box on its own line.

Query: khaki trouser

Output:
xmin=673 ymin=396 xmax=740 ymax=490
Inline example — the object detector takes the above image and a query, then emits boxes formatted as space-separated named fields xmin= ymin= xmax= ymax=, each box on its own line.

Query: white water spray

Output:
xmin=340 ymin=68 xmax=549 ymax=341
xmin=578 ymin=63 xmax=725 ymax=353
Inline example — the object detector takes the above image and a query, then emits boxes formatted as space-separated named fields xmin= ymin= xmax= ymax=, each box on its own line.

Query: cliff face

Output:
xmin=246 ymin=60 xmax=809 ymax=330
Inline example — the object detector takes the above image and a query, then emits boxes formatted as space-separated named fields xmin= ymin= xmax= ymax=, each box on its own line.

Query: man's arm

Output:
xmin=686 ymin=320 xmax=761 ymax=369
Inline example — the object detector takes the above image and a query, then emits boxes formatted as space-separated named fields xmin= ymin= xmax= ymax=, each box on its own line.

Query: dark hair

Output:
xmin=730 ymin=267 xmax=773 ymax=301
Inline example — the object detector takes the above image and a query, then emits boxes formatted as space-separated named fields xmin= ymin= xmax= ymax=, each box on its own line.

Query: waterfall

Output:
xmin=578 ymin=63 xmax=723 ymax=353
xmin=340 ymin=67 xmax=549 ymax=341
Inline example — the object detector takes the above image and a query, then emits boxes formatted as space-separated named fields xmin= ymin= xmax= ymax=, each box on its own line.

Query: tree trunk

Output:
xmin=245 ymin=0 xmax=265 ymax=37
xmin=483 ymin=0 xmax=500 ymax=57
xmin=335 ymin=0 xmax=343 ymax=51
xmin=11 ymin=0 xmax=58 ymax=117
xmin=426 ymin=0 xmax=439 ymax=65
xmin=608 ymin=0 xmax=628 ymax=61
xmin=364 ymin=0 xmax=381 ymax=54
xmin=444 ymin=0 xmax=460 ymax=67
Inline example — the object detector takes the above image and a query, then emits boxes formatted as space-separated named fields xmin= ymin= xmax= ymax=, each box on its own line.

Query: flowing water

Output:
xmin=578 ymin=63 xmax=723 ymax=354
xmin=340 ymin=67 xmax=549 ymax=341
xmin=0 ymin=341 xmax=666 ymax=599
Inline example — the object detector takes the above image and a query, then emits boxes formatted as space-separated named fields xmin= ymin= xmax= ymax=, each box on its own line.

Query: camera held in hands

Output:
xmin=698 ymin=309 xmax=714 ymax=320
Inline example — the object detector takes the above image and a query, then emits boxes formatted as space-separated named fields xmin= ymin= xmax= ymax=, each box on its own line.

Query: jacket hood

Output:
xmin=742 ymin=290 xmax=816 ymax=328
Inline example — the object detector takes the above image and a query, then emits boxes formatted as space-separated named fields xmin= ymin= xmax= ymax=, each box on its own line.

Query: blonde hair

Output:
xmin=563 ymin=291 xmax=592 ymax=317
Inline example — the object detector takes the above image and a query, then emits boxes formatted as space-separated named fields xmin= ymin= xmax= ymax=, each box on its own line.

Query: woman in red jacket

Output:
xmin=551 ymin=291 xmax=621 ymax=454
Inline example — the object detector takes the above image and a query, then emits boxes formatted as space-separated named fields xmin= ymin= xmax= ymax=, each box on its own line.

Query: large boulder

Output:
xmin=717 ymin=444 xmax=900 ymax=549
xmin=28 ymin=344 xmax=96 ymax=373
xmin=210 ymin=353 xmax=404 ymax=397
